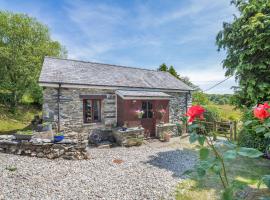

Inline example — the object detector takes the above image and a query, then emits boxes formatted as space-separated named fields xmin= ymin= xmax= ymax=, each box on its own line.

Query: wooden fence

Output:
xmin=193 ymin=120 xmax=238 ymax=141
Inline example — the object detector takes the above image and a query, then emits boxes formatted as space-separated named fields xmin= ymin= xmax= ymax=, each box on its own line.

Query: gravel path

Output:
xmin=0 ymin=137 xmax=197 ymax=200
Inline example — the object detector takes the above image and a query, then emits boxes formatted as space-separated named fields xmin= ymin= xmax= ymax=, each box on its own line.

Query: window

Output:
xmin=142 ymin=101 xmax=153 ymax=118
xmin=83 ymin=99 xmax=101 ymax=123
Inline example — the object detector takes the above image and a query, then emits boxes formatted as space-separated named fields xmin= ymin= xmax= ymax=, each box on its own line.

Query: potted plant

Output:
xmin=164 ymin=132 xmax=171 ymax=142
xmin=54 ymin=132 xmax=64 ymax=143
xmin=135 ymin=109 xmax=144 ymax=119
xmin=135 ymin=109 xmax=144 ymax=128
xmin=158 ymin=108 xmax=166 ymax=124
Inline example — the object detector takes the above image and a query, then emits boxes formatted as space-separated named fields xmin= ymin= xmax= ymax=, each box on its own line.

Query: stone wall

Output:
xmin=167 ymin=92 xmax=192 ymax=123
xmin=0 ymin=137 xmax=88 ymax=160
xmin=156 ymin=123 xmax=178 ymax=138
xmin=43 ymin=87 xmax=191 ymax=139
xmin=43 ymin=87 xmax=117 ymax=136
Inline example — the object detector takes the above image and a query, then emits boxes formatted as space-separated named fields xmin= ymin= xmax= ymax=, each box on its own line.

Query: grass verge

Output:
xmin=176 ymin=138 xmax=270 ymax=200
xmin=0 ymin=104 xmax=41 ymax=134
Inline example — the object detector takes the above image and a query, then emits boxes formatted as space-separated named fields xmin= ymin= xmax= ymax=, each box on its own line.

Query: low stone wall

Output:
xmin=156 ymin=123 xmax=177 ymax=138
xmin=112 ymin=127 xmax=144 ymax=147
xmin=0 ymin=137 xmax=89 ymax=160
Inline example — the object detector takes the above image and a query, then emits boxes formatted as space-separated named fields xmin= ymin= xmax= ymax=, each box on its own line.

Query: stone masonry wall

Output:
xmin=43 ymin=87 xmax=191 ymax=138
xmin=167 ymin=92 xmax=192 ymax=123
xmin=43 ymin=87 xmax=117 ymax=135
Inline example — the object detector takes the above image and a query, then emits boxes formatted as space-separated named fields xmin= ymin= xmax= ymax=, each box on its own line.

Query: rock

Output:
xmin=31 ymin=152 xmax=37 ymax=157
xmin=33 ymin=130 xmax=54 ymax=140
xmin=0 ymin=135 xmax=16 ymax=140
xmin=16 ymin=149 xmax=22 ymax=155
xmin=46 ymin=153 xmax=55 ymax=159
xmin=37 ymin=152 xmax=44 ymax=158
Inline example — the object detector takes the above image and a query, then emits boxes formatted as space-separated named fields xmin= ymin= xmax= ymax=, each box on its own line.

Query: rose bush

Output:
xmin=239 ymin=102 xmax=270 ymax=152
xmin=184 ymin=105 xmax=265 ymax=200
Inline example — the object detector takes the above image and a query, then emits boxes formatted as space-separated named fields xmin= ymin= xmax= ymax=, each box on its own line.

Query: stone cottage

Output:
xmin=39 ymin=57 xmax=193 ymax=141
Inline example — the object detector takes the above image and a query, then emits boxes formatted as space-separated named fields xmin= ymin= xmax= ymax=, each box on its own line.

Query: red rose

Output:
xmin=186 ymin=105 xmax=205 ymax=123
xmin=253 ymin=102 xmax=270 ymax=121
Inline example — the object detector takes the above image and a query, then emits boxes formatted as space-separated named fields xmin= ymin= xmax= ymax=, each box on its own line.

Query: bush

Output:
xmin=203 ymin=105 xmax=221 ymax=122
xmin=238 ymin=109 xmax=270 ymax=152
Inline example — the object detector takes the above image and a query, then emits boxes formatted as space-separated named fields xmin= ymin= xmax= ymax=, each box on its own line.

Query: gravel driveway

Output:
xmin=0 ymin=137 xmax=197 ymax=200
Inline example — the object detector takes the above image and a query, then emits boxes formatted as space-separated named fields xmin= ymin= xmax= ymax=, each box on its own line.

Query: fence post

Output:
xmin=233 ymin=121 xmax=237 ymax=141
xmin=229 ymin=121 xmax=233 ymax=141
xmin=213 ymin=121 xmax=217 ymax=132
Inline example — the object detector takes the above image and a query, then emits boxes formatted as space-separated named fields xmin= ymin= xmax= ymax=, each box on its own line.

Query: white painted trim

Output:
xmin=39 ymin=82 xmax=190 ymax=93
xmin=115 ymin=90 xmax=171 ymax=100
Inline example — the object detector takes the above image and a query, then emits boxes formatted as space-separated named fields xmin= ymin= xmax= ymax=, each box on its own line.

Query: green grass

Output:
xmin=175 ymin=138 xmax=270 ymax=200
xmin=208 ymin=104 xmax=243 ymax=121
xmin=0 ymin=104 xmax=41 ymax=134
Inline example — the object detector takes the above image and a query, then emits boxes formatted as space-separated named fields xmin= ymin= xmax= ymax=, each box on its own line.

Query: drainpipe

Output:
xmin=57 ymin=83 xmax=61 ymax=132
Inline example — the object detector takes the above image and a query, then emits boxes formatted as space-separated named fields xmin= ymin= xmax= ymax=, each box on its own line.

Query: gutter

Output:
xmin=39 ymin=81 xmax=194 ymax=93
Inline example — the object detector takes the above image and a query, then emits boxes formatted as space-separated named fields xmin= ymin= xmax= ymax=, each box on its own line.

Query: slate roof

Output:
xmin=39 ymin=57 xmax=193 ymax=91
xmin=116 ymin=90 xmax=171 ymax=99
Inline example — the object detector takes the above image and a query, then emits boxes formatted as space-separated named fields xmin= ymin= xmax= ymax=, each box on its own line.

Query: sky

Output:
xmin=0 ymin=0 xmax=238 ymax=94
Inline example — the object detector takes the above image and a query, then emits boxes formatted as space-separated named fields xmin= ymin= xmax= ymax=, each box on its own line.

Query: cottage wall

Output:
xmin=167 ymin=92 xmax=192 ymax=123
xmin=42 ymin=87 xmax=191 ymax=134
xmin=43 ymin=87 xmax=117 ymax=133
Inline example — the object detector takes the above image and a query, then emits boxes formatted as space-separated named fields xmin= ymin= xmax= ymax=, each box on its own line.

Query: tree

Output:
xmin=192 ymin=91 xmax=209 ymax=105
xmin=168 ymin=65 xmax=180 ymax=79
xmin=216 ymin=0 xmax=270 ymax=108
xmin=0 ymin=11 xmax=66 ymax=108
xmin=158 ymin=63 xmax=168 ymax=72
xmin=158 ymin=63 xmax=199 ymax=90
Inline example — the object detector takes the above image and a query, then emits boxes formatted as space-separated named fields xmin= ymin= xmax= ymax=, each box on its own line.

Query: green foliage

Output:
xmin=5 ymin=165 xmax=17 ymax=172
xmin=207 ymin=94 xmax=233 ymax=105
xmin=157 ymin=63 xmax=198 ymax=89
xmin=158 ymin=63 xmax=168 ymax=72
xmin=0 ymin=11 xmax=66 ymax=107
xmin=203 ymin=105 xmax=221 ymax=122
xmin=216 ymin=0 xmax=270 ymax=108
xmin=192 ymin=91 xmax=210 ymax=105
xmin=186 ymin=120 xmax=264 ymax=200
xmin=239 ymin=109 xmax=270 ymax=152
xmin=0 ymin=103 xmax=40 ymax=134
xmin=258 ymin=175 xmax=270 ymax=189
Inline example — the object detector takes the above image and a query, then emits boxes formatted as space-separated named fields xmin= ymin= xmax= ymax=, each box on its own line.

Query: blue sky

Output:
xmin=0 ymin=0 xmax=237 ymax=93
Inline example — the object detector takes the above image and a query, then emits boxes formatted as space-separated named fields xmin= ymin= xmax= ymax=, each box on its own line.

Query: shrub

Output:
xmin=203 ymin=105 xmax=221 ymax=122
xmin=239 ymin=105 xmax=270 ymax=152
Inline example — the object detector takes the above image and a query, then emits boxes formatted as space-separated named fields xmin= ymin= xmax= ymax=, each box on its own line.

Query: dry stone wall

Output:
xmin=0 ymin=136 xmax=88 ymax=160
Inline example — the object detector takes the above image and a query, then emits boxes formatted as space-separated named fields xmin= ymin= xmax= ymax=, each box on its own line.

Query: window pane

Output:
xmin=142 ymin=101 xmax=147 ymax=118
xmin=84 ymin=100 xmax=92 ymax=123
xmin=148 ymin=102 xmax=153 ymax=118
xmin=93 ymin=100 xmax=100 ymax=121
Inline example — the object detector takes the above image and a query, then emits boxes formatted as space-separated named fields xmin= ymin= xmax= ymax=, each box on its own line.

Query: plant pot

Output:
xmin=164 ymin=133 xmax=171 ymax=142
xmin=54 ymin=135 xmax=64 ymax=143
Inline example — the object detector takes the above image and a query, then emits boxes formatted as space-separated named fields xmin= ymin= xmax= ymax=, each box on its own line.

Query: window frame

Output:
xmin=83 ymin=99 xmax=102 ymax=123
xmin=142 ymin=101 xmax=153 ymax=119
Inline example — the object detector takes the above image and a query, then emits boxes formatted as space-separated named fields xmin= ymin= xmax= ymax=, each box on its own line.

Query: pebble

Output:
xmin=0 ymin=139 xmax=197 ymax=200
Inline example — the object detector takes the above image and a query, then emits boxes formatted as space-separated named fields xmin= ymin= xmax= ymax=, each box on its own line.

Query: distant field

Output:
xmin=211 ymin=104 xmax=242 ymax=121
xmin=0 ymin=104 xmax=41 ymax=134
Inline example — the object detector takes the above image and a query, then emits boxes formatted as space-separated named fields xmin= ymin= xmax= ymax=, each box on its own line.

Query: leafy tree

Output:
xmin=158 ymin=63 xmax=168 ymax=72
xmin=0 ymin=11 xmax=66 ymax=108
xmin=216 ymin=0 xmax=270 ymax=108
xmin=192 ymin=91 xmax=210 ymax=105
xmin=158 ymin=63 xmax=199 ymax=89
xmin=168 ymin=65 xmax=179 ymax=79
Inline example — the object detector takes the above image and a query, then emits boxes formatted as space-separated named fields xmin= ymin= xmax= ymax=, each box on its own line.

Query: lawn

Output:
xmin=175 ymin=137 xmax=270 ymax=200
xmin=0 ymin=104 xmax=41 ymax=134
